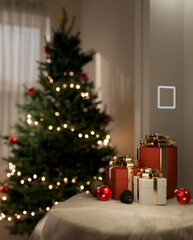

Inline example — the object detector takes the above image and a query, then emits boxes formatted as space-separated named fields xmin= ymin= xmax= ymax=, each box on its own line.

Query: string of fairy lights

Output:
xmin=0 ymin=71 xmax=109 ymax=222
xmin=1 ymin=163 xmax=103 ymax=221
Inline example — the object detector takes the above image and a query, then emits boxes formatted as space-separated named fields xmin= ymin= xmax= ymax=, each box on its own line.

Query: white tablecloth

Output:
xmin=30 ymin=193 xmax=193 ymax=240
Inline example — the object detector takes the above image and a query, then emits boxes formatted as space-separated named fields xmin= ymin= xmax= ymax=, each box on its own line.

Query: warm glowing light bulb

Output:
xmin=31 ymin=212 xmax=35 ymax=216
xmin=63 ymin=72 xmax=67 ymax=76
xmin=28 ymin=178 xmax=32 ymax=182
xmin=71 ymin=128 xmax=75 ymax=132
xmin=2 ymin=196 xmax=7 ymax=201
xmin=40 ymin=118 xmax=44 ymax=121
xmin=71 ymin=178 xmax=76 ymax=183
xmin=48 ymin=125 xmax=53 ymax=130
xmin=63 ymin=124 xmax=67 ymax=128
xmin=63 ymin=84 xmax=67 ymax=88
xmin=27 ymin=119 xmax=32 ymax=124
xmin=78 ymin=133 xmax=82 ymax=138
xmin=86 ymin=190 xmax=89 ymax=194
xmin=69 ymin=71 xmax=74 ymax=76
xmin=96 ymin=134 xmax=100 ymax=138
xmin=104 ymin=139 xmax=109 ymax=146
xmin=34 ymin=121 xmax=39 ymax=125
xmin=70 ymin=83 xmax=74 ymax=88
xmin=85 ymin=134 xmax=89 ymax=138
xmin=64 ymin=178 xmax=68 ymax=183
xmin=57 ymin=127 xmax=61 ymax=131
xmin=76 ymin=84 xmax=80 ymax=89
xmin=23 ymin=211 xmax=27 ymax=215
xmin=86 ymin=181 xmax=90 ymax=185
xmin=17 ymin=215 xmax=21 ymax=219
xmin=46 ymin=207 xmax=50 ymax=211
xmin=80 ymin=185 xmax=84 ymax=190
xmin=7 ymin=173 xmax=11 ymax=178
xmin=56 ymin=182 xmax=61 ymax=186
xmin=55 ymin=112 xmax=60 ymax=116
xmin=20 ymin=180 xmax=25 ymax=184
xmin=106 ymin=135 xmax=110 ymax=139
xmin=27 ymin=114 xmax=31 ymax=119
xmin=8 ymin=217 xmax=12 ymax=221
xmin=33 ymin=174 xmax=37 ymax=179
xmin=55 ymin=201 xmax=59 ymax=205
xmin=97 ymin=140 xmax=102 ymax=145
xmin=98 ymin=176 xmax=103 ymax=180
xmin=48 ymin=185 xmax=53 ymax=190
xmin=49 ymin=78 xmax=54 ymax=84
xmin=41 ymin=176 xmax=46 ymax=181
xmin=91 ymin=131 xmax=95 ymax=135
xmin=56 ymin=87 xmax=60 ymax=92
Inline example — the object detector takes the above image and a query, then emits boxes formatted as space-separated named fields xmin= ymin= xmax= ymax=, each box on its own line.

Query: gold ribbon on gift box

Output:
xmin=109 ymin=155 xmax=136 ymax=192
xmin=137 ymin=168 xmax=161 ymax=205
xmin=138 ymin=133 xmax=175 ymax=179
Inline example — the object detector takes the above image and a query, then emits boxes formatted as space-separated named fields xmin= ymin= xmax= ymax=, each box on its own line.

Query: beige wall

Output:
xmin=183 ymin=0 xmax=193 ymax=193
xmin=148 ymin=0 xmax=184 ymax=187
xmin=80 ymin=0 xmax=135 ymax=155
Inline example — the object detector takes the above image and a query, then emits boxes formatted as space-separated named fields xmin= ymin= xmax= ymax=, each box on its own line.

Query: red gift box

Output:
xmin=138 ymin=146 xmax=177 ymax=198
xmin=111 ymin=167 xmax=130 ymax=200
xmin=106 ymin=165 xmax=142 ymax=200
xmin=105 ymin=156 xmax=139 ymax=200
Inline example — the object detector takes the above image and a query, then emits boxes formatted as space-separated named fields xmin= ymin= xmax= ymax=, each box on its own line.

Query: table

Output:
xmin=30 ymin=193 xmax=193 ymax=240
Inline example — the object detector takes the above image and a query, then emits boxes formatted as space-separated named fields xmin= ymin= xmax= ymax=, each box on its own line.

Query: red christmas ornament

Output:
xmin=97 ymin=185 xmax=112 ymax=201
xmin=9 ymin=136 xmax=17 ymax=145
xmin=106 ymin=116 xmax=111 ymax=123
xmin=175 ymin=188 xmax=191 ymax=204
xmin=0 ymin=185 xmax=8 ymax=194
xmin=44 ymin=46 xmax=51 ymax=55
xmin=13 ymin=215 xmax=21 ymax=221
xmin=80 ymin=73 xmax=87 ymax=81
xmin=28 ymin=88 xmax=35 ymax=97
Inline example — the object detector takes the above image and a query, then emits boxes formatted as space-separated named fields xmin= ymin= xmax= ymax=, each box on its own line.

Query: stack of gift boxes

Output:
xmin=105 ymin=134 xmax=177 ymax=205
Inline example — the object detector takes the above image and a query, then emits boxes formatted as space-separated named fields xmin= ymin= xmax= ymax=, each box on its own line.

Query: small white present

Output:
xmin=134 ymin=168 xmax=167 ymax=205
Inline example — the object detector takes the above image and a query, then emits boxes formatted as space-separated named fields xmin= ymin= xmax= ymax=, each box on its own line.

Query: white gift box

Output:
xmin=134 ymin=176 xmax=167 ymax=205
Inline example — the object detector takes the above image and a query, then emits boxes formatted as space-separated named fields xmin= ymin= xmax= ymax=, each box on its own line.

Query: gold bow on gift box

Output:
xmin=136 ymin=168 xmax=162 ymax=205
xmin=109 ymin=155 xmax=136 ymax=192
xmin=140 ymin=133 xmax=175 ymax=147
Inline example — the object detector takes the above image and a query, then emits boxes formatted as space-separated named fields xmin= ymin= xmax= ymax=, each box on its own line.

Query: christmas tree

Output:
xmin=0 ymin=9 xmax=115 ymax=236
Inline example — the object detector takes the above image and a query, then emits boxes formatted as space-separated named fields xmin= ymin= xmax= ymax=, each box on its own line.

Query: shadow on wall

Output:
xmin=90 ymin=52 xmax=135 ymax=155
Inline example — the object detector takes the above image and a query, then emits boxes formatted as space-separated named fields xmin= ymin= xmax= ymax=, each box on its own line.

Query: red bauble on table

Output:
xmin=0 ymin=185 xmax=8 ymax=194
xmin=97 ymin=185 xmax=112 ymax=201
xmin=44 ymin=46 xmax=51 ymax=55
xmin=9 ymin=136 xmax=17 ymax=145
xmin=175 ymin=188 xmax=191 ymax=204
xmin=80 ymin=73 xmax=87 ymax=81
xmin=28 ymin=88 xmax=35 ymax=97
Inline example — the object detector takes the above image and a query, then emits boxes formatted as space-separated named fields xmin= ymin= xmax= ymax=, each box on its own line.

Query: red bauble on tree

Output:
xmin=9 ymin=136 xmax=17 ymax=145
xmin=0 ymin=185 xmax=8 ymax=194
xmin=13 ymin=215 xmax=21 ymax=221
xmin=80 ymin=73 xmax=87 ymax=81
xmin=44 ymin=46 xmax=51 ymax=55
xmin=97 ymin=185 xmax=112 ymax=201
xmin=175 ymin=188 xmax=191 ymax=204
xmin=28 ymin=88 xmax=35 ymax=97
xmin=106 ymin=116 xmax=111 ymax=123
